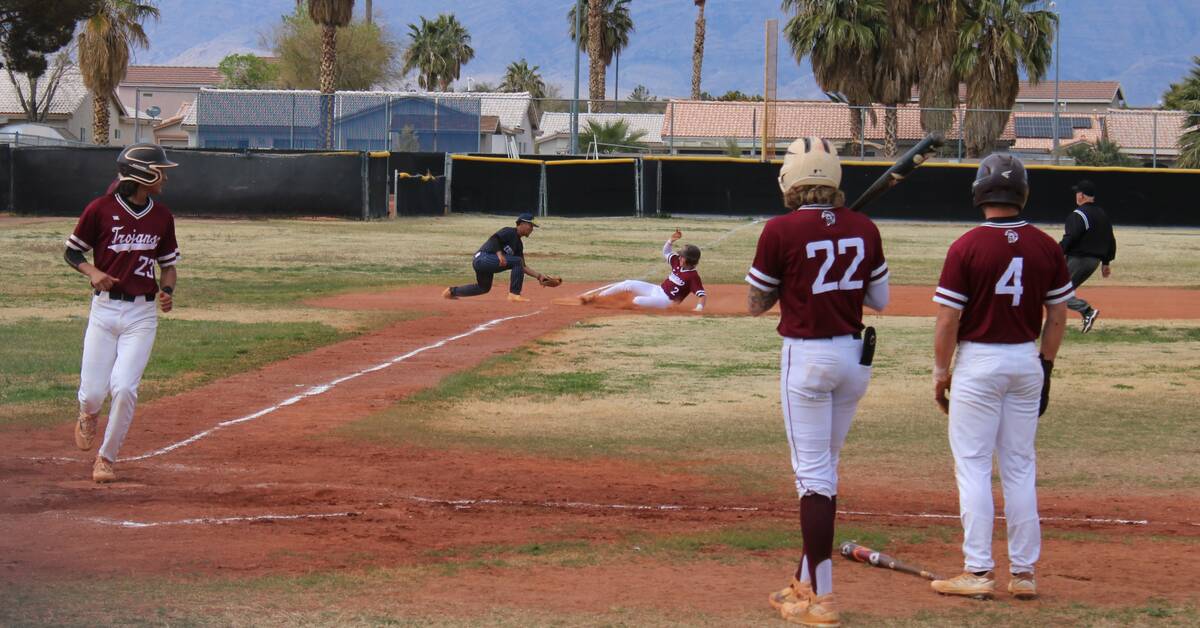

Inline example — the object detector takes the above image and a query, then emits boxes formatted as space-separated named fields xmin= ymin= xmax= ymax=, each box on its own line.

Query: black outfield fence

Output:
xmin=545 ymin=158 xmax=639 ymax=217
xmin=10 ymin=146 xmax=368 ymax=218
xmin=448 ymin=155 xmax=540 ymax=215
xmin=7 ymin=146 xmax=1199 ymax=226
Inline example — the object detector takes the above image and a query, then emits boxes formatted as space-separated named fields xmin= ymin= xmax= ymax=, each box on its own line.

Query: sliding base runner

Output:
xmin=64 ymin=144 xmax=181 ymax=483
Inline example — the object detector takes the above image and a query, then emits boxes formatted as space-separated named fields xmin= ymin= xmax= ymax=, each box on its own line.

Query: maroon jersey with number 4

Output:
xmin=933 ymin=217 xmax=1073 ymax=344
xmin=746 ymin=205 xmax=888 ymax=338
xmin=660 ymin=253 xmax=706 ymax=302
xmin=66 ymin=194 xmax=180 ymax=296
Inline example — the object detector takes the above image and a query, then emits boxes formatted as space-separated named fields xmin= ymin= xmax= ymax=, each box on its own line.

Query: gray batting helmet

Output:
xmin=117 ymin=143 xmax=178 ymax=186
xmin=972 ymin=153 xmax=1028 ymax=209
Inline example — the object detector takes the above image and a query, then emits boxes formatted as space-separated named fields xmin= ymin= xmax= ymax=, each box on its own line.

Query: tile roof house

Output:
xmin=1010 ymin=111 xmax=1106 ymax=153
xmin=912 ymin=81 xmax=1125 ymax=113
xmin=662 ymin=99 xmax=1014 ymax=157
xmin=1103 ymin=108 xmax=1191 ymax=162
xmin=152 ymin=100 xmax=195 ymax=147
xmin=118 ymin=65 xmax=224 ymax=141
xmin=536 ymin=112 xmax=664 ymax=154
xmin=0 ymin=67 xmax=132 ymax=145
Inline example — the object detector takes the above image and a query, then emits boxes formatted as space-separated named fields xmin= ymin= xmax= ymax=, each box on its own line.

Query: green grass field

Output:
xmin=2 ymin=215 xmax=1198 ymax=626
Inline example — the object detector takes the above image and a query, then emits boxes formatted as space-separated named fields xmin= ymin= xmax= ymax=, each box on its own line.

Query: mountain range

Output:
xmin=136 ymin=0 xmax=1200 ymax=106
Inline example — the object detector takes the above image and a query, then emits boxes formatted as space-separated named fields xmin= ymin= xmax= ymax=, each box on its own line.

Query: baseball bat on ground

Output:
xmin=848 ymin=132 xmax=945 ymax=212
xmin=840 ymin=541 xmax=941 ymax=581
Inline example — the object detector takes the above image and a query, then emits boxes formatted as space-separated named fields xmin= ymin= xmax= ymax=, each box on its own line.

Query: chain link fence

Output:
xmin=196 ymin=90 xmax=482 ymax=153
xmin=189 ymin=90 xmax=1194 ymax=168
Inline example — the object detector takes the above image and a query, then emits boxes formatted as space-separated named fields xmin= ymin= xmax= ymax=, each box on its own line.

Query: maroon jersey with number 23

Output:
xmin=746 ymin=205 xmax=888 ymax=339
xmin=66 ymin=194 xmax=180 ymax=296
xmin=933 ymin=217 xmax=1073 ymax=344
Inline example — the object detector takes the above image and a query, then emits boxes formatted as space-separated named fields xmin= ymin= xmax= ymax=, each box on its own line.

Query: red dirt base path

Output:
xmin=1 ymin=283 xmax=1198 ymax=621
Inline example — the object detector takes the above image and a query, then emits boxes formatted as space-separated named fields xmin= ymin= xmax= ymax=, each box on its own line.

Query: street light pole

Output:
xmin=1051 ymin=1 xmax=1060 ymax=164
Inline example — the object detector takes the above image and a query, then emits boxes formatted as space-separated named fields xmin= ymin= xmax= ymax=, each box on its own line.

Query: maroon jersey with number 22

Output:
xmin=66 ymin=194 xmax=181 ymax=296
xmin=746 ymin=205 xmax=888 ymax=339
xmin=933 ymin=217 xmax=1073 ymax=344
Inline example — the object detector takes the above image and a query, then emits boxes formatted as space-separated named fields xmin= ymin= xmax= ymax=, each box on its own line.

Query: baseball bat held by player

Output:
xmin=849 ymin=132 xmax=945 ymax=213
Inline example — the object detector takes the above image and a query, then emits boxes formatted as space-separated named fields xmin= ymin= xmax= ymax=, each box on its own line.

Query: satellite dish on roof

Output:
xmin=145 ymin=105 xmax=161 ymax=118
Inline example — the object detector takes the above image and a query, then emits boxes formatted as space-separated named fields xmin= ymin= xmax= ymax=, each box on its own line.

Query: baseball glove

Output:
xmin=1038 ymin=354 xmax=1054 ymax=417
xmin=538 ymin=274 xmax=563 ymax=288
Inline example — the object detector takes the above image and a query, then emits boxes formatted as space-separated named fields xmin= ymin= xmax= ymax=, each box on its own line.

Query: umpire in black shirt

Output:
xmin=1060 ymin=180 xmax=1116 ymax=333
xmin=443 ymin=213 xmax=551 ymax=303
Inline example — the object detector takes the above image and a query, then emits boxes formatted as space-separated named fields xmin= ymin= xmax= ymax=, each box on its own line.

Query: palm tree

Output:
xmin=871 ymin=0 xmax=918 ymax=157
xmin=502 ymin=58 xmax=546 ymax=120
xmin=308 ymin=0 xmax=354 ymax=148
xmin=568 ymin=0 xmax=634 ymax=111
xmin=955 ymin=0 xmax=1055 ymax=157
xmin=501 ymin=59 xmax=546 ymax=98
xmin=913 ymin=0 xmax=960 ymax=137
xmin=308 ymin=0 xmax=355 ymax=94
xmin=782 ymin=0 xmax=886 ymax=153
xmin=401 ymin=14 xmax=474 ymax=91
xmin=579 ymin=118 xmax=646 ymax=154
xmin=77 ymin=0 xmax=158 ymax=145
xmin=691 ymin=0 xmax=706 ymax=100
xmin=1162 ymin=56 xmax=1200 ymax=168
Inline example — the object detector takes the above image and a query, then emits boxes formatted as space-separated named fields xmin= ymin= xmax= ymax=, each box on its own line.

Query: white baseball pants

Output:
xmin=780 ymin=335 xmax=871 ymax=499
xmin=78 ymin=294 xmax=159 ymax=463
xmin=598 ymin=280 xmax=672 ymax=309
xmin=949 ymin=341 xmax=1042 ymax=574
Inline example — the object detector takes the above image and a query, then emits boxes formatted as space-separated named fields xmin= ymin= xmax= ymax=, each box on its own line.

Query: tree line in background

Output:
xmin=1 ymin=0 xmax=1197 ymax=163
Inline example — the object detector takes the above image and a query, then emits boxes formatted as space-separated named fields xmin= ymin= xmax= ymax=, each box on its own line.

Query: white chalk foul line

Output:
xmin=402 ymin=494 xmax=759 ymax=513
xmin=86 ymin=511 xmax=358 ymax=528
xmin=400 ymin=495 xmax=1152 ymax=527
xmin=122 ymin=310 xmax=545 ymax=462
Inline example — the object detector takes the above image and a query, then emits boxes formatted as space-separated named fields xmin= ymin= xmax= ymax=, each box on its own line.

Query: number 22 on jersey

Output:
xmin=995 ymin=257 xmax=1024 ymax=306
xmin=806 ymin=237 xmax=865 ymax=294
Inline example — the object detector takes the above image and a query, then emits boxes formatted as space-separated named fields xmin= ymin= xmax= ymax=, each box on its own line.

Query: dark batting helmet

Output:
xmin=117 ymin=143 xmax=178 ymax=186
xmin=683 ymin=244 xmax=701 ymax=265
xmin=971 ymin=153 xmax=1028 ymax=209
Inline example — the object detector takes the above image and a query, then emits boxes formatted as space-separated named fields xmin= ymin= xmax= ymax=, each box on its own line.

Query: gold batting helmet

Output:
xmin=778 ymin=136 xmax=841 ymax=194
xmin=116 ymin=143 xmax=178 ymax=186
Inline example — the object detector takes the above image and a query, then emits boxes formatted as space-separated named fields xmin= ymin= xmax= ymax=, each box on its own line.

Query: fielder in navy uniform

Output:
xmin=443 ymin=213 xmax=554 ymax=303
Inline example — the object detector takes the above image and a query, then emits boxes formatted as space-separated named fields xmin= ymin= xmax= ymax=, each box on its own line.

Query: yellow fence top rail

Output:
xmin=450 ymin=154 xmax=544 ymax=166
xmin=544 ymin=158 xmax=637 ymax=166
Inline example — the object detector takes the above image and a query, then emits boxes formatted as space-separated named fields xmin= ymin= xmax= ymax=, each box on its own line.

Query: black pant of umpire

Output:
xmin=1066 ymin=255 xmax=1101 ymax=316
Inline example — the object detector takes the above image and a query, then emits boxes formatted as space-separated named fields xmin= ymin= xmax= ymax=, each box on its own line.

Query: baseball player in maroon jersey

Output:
xmin=64 ymin=144 xmax=180 ymax=483
xmin=929 ymin=154 xmax=1071 ymax=600
xmin=748 ymin=137 xmax=889 ymax=626
xmin=583 ymin=229 xmax=707 ymax=311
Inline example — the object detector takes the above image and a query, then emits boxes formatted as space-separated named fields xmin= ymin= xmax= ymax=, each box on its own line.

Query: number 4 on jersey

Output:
xmin=995 ymin=257 xmax=1024 ymax=306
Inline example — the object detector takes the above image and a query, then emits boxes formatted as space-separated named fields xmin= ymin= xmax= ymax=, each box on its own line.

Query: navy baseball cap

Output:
xmin=1072 ymin=180 xmax=1097 ymax=197
xmin=517 ymin=212 xmax=540 ymax=227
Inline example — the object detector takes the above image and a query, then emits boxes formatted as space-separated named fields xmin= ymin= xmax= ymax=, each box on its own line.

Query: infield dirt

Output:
xmin=2 ymin=283 xmax=1198 ymax=622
